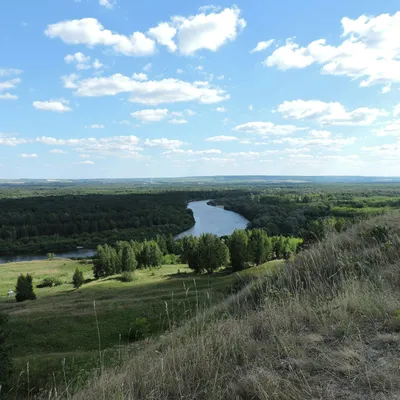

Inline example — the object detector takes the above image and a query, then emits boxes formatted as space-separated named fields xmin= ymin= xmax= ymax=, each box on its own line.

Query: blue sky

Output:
xmin=1 ymin=0 xmax=400 ymax=179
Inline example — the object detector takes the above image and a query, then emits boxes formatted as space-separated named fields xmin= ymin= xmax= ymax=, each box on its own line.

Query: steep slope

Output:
xmin=70 ymin=213 xmax=400 ymax=400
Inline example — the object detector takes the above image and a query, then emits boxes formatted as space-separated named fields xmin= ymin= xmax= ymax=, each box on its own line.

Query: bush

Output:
xmin=162 ymin=253 xmax=181 ymax=265
xmin=128 ymin=317 xmax=151 ymax=341
xmin=15 ymin=274 xmax=36 ymax=302
xmin=121 ymin=271 xmax=134 ymax=282
xmin=46 ymin=252 xmax=56 ymax=260
xmin=72 ymin=269 xmax=84 ymax=289
xmin=36 ymin=277 xmax=63 ymax=288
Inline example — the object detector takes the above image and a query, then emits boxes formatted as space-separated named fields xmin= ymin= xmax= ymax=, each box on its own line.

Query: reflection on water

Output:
xmin=176 ymin=200 xmax=249 ymax=239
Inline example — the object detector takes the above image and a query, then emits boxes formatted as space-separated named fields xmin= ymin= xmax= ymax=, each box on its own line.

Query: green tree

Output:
xmin=148 ymin=241 xmax=163 ymax=268
xmin=121 ymin=245 xmax=137 ymax=272
xmin=228 ymin=230 xmax=249 ymax=271
xmin=248 ymin=229 xmax=272 ymax=265
xmin=0 ymin=313 xmax=11 ymax=391
xmin=93 ymin=245 xmax=107 ymax=278
xmin=15 ymin=274 xmax=36 ymax=302
xmin=72 ymin=268 xmax=84 ymax=288
xmin=180 ymin=236 xmax=200 ymax=272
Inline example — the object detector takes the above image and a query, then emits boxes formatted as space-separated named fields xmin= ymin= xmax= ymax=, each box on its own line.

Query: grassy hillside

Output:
xmin=0 ymin=258 xmax=281 ymax=396
xmin=66 ymin=213 xmax=400 ymax=400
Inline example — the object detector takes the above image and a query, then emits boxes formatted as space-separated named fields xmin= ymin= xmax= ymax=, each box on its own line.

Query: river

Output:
xmin=175 ymin=200 xmax=249 ymax=239
xmin=0 ymin=200 xmax=248 ymax=264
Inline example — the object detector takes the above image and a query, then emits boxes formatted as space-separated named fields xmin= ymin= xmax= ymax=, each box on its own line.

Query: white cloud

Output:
xmin=278 ymin=99 xmax=386 ymax=126
xmin=50 ymin=149 xmax=67 ymax=154
xmin=273 ymin=132 xmax=356 ymax=149
xmin=185 ymin=109 xmax=196 ymax=116
xmin=67 ymin=73 xmax=229 ymax=105
xmin=250 ymin=39 xmax=274 ymax=53
xmin=216 ymin=106 xmax=227 ymax=112
xmin=0 ymin=93 xmax=18 ymax=100
xmin=0 ymin=78 xmax=21 ymax=91
xmin=131 ymin=108 xmax=169 ymax=122
xmin=148 ymin=22 xmax=177 ymax=52
xmin=37 ymin=135 xmax=142 ymax=158
xmin=323 ymin=155 xmax=360 ymax=162
xmin=0 ymin=133 xmax=28 ymax=146
xmin=375 ymin=120 xmax=400 ymax=137
xmin=20 ymin=153 xmax=38 ymax=158
xmin=164 ymin=148 xmax=221 ymax=156
xmin=265 ymin=39 xmax=314 ymax=69
xmin=265 ymin=12 xmax=400 ymax=88
xmin=88 ymin=124 xmax=105 ymax=129
xmin=65 ymin=52 xmax=90 ymax=69
xmin=145 ymin=138 xmax=185 ymax=149
xmin=62 ymin=73 xmax=80 ymax=89
xmin=177 ymin=69 xmax=184 ymax=74
xmin=381 ymin=85 xmax=391 ymax=94
xmin=45 ymin=18 xmax=156 ymax=56
xmin=205 ymin=135 xmax=238 ymax=142
xmin=217 ymin=75 xmax=224 ymax=80
xmin=233 ymin=121 xmax=302 ymax=135
xmin=132 ymin=72 xmax=148 ymax=81
xmin=33 ymin=100 xmax=72 ymax=112
xmin=75 ymin=160 xmax=95 ymax=164
xmin=173 ymin=6 xmax=246 ymax=55
xmin=249 ymin=105 xmax=253 ymax=111
xmin=99 ymin=0 xmax=116 ymax=9
xmin=0 ymin=68 xmax=22 ymax=77
xmin=362 ymin=143 xmax=400 ymax=159
xmin=169 ymin=118 xmax=188 ymax=124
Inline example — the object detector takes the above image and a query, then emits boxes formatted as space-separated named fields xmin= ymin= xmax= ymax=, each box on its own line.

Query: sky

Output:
xmin=1 ymin=0 xmax=400 ymax=179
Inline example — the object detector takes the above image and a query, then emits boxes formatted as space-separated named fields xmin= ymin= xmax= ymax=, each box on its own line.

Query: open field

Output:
xmin=0 ymin=258 xmax=282 ymax=394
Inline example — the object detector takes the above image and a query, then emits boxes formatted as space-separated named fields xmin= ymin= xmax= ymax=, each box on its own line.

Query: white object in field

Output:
xmin=7 ymin=289 xmax=14 ymax=297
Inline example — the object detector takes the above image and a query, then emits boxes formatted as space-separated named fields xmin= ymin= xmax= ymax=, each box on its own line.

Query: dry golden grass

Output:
xmin=39 ymin=213 xmax=400 ymax=399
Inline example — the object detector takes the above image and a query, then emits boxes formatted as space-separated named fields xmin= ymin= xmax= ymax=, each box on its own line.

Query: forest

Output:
xmin=1 ymin=182 xmax=400 ymax=255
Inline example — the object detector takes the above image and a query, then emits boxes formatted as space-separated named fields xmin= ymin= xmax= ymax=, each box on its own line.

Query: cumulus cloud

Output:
xmin=394 ymin=104 xmax=400 ymax=117
xmin=88 ymin=124 xmax=105 ymax=129
xmin=172 ymin=6 xmax=246 ymax=55
xmin=20 ymin=153 xmax=38 ymax=158
xmin=0 ymin=133 xmax=28 ymax=146
xmin=144 ymin=138 xmax=185 ymax=149
xmin=64 ymin=52 xmax=103 ymax=70
xmin=50 ymin=149 xmax=67 ymax=154
xmin=148 ymin=22 xmax=177 ymax=52
xmin=375 ymin=120 xmax=400 ymax=136
xmin=273 ymin=130 xmax=356 ymax=149
xmin=163 ymin=148 xmax=221 ymax=156
xmin=33 ymin=100 xmax=72 ymax=112
xmin=131 ymin=109 xmax=169 ymax=122
xmin=277 ymin=99 xmax=387 ymax=126
xmin=233 ymin=121 xmax=302 ymax=135
xmin=169 ymin=118 xmax=188 ymax=124
xmin=265 ymin=12 xmax=400 ymax=88
xmin=99 ymin=0 xmax=116 ymax=9
xmin=216 ymin=106 xmax=228 ymax=112
xmin=132 ymin=72 xmax=148 ymax=81
xmin=65 ymin=73 xmax=229 ymax=105
xmin=0 ymin=93 xmax=18 ymax=100
xmin=0 ymin=68 xmax=22 ymax=77
xmin=76 ymin=160 xmax=95 ymax=164
xmin=205 ymin=135 xmax=238 ymax=142
xmin=250 ymin=39 xmax=274 ymax=53
xmin=36 ymin=135 xmax=142 ymax=158
xmin=0 ymin=77 xmax=21 ymax=99
xmin=45 ymin=7 xmax=245 ymax=57
xmin=45 ymin=18 xmax=156 ymax=56
xmin=362 ymin=143 xmax=400 ymax=159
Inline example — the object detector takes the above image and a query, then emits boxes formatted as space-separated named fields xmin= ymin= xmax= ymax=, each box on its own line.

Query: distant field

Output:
xmin=0 ymin=258 xmax=282 ymax=392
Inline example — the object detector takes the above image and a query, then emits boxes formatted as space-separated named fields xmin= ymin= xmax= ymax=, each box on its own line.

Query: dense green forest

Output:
xmin=1 ymin=183 xmax=400 ymax=255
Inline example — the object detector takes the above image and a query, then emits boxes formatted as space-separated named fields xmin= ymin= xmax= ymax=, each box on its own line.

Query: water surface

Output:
xmin=176 ymin=200 xmax=249 ymax=239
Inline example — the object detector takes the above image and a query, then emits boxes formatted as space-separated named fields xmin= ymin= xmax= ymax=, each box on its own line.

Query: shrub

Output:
xmin=121 ymin=271 xmax=134 ymax=282
xmin=128 ymin=317 xmax=151 ymax=341
xmin=36 ymin=277 xmax=63 ymax=288
xmin=15 ymin=274 xmax=36 ymax=302
xmin=46 ymin=253 xmax=56 ymax=260
xmin=72 ymin=269 xmax=84 ymax=289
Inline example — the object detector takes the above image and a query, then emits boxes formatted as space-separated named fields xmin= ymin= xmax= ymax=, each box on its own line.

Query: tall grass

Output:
xmin=40 ymin=213 xmax=400 ymax=399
